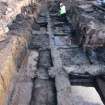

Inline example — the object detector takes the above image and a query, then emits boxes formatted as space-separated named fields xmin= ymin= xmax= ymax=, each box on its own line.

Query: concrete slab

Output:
xmin=37 ymin=16 xmax=47 ymax=23
xmin=70 ymin=86 xmax=104 ymax=105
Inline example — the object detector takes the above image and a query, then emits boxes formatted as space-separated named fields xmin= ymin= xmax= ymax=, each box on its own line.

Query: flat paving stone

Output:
xmin=54 ymin=36 xmax=70 ymax=46
xmin=30 ymin=34 xmax=49 ymax=49
xmin=54 ymin=36 xmax=78 ymax=48
xmin=53 ymin=25 xmax=71 ymax=34
xmin=70 ymin=86 xmax=104 ymax=105
xmin=54 ymin=33 xmax=70 ymax=36
xmin=37 ymin=16 xmax=47 ymax=23
xmin=52 ymin=22 xmax=65 ymax=27
xmin=59 ymin=48 xmax=90 ymax=66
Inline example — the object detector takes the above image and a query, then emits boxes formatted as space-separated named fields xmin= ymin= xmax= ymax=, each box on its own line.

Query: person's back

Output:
xmin=59 ymin=3 xmax=68 ymax=23
xmin=60 ymin=3 xmax=66 ymax=15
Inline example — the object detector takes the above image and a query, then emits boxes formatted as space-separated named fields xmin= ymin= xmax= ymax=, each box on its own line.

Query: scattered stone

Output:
xmin=30 ymin=34 xmax=49 ymax=49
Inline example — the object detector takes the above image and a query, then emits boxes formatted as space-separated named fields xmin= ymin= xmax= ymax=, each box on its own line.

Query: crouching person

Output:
xmin=59 ymin=2 xmax=68 ymax=23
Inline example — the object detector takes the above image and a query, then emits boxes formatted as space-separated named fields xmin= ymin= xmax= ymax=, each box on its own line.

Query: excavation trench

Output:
xmin=2 ymin=1 xmax=105 ymax=105
xmin=30 ymin=50 xmax=57 ymax=105
xmin=8 ymin=12 xmax=57 ymax=105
